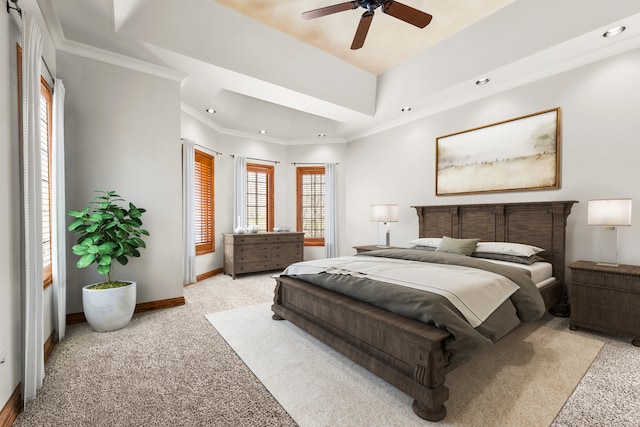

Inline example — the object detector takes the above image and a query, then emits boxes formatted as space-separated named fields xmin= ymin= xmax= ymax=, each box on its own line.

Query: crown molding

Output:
xmin=38 ymin=0 xmax=185 ymax=82
xmin=181 ymin=103 xmax=287 ymax=145
xmin=57 ymin=39 xmax=186 ymax=82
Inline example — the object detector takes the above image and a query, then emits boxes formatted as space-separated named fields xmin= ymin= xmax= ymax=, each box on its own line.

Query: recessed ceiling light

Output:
xmin=259 ymin=129 xmax=268 ymax=135
xmin=476 ymin=78 xmax=490 ymax=86
xmin=205 ymin=108 xmax=216 ymax=114
xmin=603 ymin=26 xmax=626 ymax=38
xmin=318 ymin=133 xmax=327 ymax=138
xmin=401 ymin=107 xmax=412 ymax=112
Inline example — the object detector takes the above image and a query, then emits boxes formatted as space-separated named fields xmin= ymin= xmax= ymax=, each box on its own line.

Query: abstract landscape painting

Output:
xmin=436 ymin=108 xmax=560 ymax=195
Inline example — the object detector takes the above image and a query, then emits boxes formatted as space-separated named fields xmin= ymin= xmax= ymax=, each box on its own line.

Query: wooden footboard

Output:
xmin=272 ymin=275 xmax=451 ymax=421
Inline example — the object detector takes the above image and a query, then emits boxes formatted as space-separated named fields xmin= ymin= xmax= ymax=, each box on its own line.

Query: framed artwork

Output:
xmin=436 ymin=108 xmax=560 ymax=196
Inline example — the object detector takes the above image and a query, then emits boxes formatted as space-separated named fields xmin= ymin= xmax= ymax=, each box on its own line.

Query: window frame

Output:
xmin=246 ymin=163 xmax=274 ymax=232
xmin=296 ymin=166 xmax=326 ymax=246
xmin=194 ymin=149 xmax=215 ymax=255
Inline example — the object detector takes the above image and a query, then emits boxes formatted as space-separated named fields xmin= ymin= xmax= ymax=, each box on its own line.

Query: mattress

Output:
xmin=482 ymin=259 xmax=554 ymax=287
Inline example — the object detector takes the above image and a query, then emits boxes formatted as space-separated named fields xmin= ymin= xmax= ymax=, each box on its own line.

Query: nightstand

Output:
xmin=568 ymin=260 xmax=640 ymax=346
xmin=353 ymin=245 xmax=402 ymax=254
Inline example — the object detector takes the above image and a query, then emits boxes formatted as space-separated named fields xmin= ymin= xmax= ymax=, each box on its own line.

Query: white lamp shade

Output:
xmin=588 ymin=199 xmax=632 ymax=226
xmin=370 ymin=204 xmax=399 ymax=223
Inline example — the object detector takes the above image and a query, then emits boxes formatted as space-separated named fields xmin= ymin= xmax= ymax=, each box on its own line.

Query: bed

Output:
xmin=271 ymin=201 xmax=576 ymax=421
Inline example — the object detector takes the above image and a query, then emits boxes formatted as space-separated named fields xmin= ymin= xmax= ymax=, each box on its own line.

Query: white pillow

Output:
xmin=410 ymin=237 xmax=442 ymax=248
xmin=474 ymin=242 xmax=545 ymax=257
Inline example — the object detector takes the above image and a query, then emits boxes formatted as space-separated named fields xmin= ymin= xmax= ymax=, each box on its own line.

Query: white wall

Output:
xmin=58 ymin=51 xmax=184 ymax=314
xmin=0 ymin=6 xmax=22 ymax=410
xmin=346 ymin=47 xmax=640 ymax=271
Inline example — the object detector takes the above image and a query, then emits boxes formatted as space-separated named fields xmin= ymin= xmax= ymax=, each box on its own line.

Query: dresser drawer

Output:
xmin=235 ymin=250 xmax=301 ymax=264
xmin=234 ymin=242 xmax=302 ymax=255
xmin=231 ymin=233 xmax=303 ymax=245
xmin=571 ymin=284 xmax=637 ymax=311
xmin=572 ymin=269 xmax=640 ymax=292
xmin=571 ymin=303 xmax=640 ymax=338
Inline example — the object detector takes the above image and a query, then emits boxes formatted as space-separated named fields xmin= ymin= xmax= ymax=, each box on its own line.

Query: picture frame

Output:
xmin=436 ymin=108 xmax=561 ymax=196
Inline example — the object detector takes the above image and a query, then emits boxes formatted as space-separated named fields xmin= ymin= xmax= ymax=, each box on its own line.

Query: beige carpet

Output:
xmin=207 ymin=303 xmax=604 ymax=427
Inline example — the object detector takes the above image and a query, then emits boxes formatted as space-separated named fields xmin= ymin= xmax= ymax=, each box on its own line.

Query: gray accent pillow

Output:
xmin=435 ymin=236 xmax=480 ymax=256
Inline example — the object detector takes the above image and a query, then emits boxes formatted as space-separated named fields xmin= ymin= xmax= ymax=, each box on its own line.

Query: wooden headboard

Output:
xmin=412 ymin=201 xmax=577 ymax=287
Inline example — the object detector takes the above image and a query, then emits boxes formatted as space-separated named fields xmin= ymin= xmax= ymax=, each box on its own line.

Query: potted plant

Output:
xmin=67 ymin=190 xmax=149 ymax=332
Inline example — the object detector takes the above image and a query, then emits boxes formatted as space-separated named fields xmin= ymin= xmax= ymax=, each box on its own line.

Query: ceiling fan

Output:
xmin=302 ymin=0 xmax=433 ymax=50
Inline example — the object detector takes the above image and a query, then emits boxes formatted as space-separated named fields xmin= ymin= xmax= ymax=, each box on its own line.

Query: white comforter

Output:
xmin=281 ymin=255 xmax=520 ymax=328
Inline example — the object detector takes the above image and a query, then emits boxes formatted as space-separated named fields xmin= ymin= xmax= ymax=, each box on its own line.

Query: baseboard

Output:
xmin=0 ymin=384 xmax=22 ymax=427
xmin=134 ymin=296 xmax=186 ymax=314
xmin=44 ymin=330 xmax=56 ymax=363
xmin=66 ymin=296 xmax=186 ymax=325
xmin=195 ymin=267 xmax=224 ymax=283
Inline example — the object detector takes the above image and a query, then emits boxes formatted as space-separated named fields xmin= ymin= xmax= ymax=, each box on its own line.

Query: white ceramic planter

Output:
xmin=82 ymin=281 xmax=136 ymax=332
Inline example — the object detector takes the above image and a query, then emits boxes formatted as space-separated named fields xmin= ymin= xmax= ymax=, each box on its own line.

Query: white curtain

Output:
xmin=21 ymin=12 xmax=45 ymax=403
xmin=182 ymin=139 xmax=196 ymax=285
xmin=51 ymin=78 xmax=67 ymax=341
xmin=325 ymin=163 xmax=338 ymax=258
xmin=233 ymin=156 xmax=247 ymax=230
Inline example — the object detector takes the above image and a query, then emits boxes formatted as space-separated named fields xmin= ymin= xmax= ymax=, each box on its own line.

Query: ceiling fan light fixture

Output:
xmin=603 ymin=26 xmax=626 ymax=38
xmin=475 ymin=78 xmax=490 ymax=86
xmin=302 ymin=0 xmax=433 ymax=50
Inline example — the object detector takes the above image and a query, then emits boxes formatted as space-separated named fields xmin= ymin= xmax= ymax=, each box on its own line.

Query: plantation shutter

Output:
xmin=246 ymin=163 xmax=274 ymax=231
xmin=194 ymin=150 xmax=214 ymax=254
xmin=296 ymin=166 xmax=325 ymax=246
xmin=40 ymin=79 xmax=53 ymax=285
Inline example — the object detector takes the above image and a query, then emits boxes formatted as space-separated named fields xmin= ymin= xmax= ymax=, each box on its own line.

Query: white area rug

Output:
xmin=206 ymin=303 xmax=603 ymax=427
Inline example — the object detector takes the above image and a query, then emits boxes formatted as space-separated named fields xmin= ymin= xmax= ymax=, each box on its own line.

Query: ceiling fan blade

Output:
xmin=351 ymin=11 xmax=374 ymax=50
xmin=382 ymin=1 xmax=433 ymax=28
xmin=302 ymin=1 xmax=358 ymax=20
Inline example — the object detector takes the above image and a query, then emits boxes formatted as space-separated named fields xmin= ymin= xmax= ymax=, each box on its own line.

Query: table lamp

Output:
xmin=588 ymin=199 xmax=632 ymax=267
xmin=370 ymin=204 xmax=399 ymax=247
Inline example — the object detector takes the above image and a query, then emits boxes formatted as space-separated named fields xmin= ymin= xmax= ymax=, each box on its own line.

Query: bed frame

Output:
xmin=272 ymin=201 xmax=576 ymax=421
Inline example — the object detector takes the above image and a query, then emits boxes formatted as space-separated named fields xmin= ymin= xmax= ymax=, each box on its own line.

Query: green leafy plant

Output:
xmin=68 ymin=191 xmax=149 ymax=287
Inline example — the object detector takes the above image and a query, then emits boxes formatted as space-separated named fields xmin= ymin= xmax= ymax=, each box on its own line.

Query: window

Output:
xmin=40 ymin=78 xmax=53 ymax=287
xmin=18 ymin=45 xmax=54 ymax=288
xmin=296 ymin=166 xmax=325 ymax=246
xmin=246 ymin=163 xmax=274 ymax=232
xmin=194 ymin=150 xmax=214 ymax=255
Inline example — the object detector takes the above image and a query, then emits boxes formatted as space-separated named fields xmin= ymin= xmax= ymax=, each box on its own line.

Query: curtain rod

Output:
xmin=291 ymin=162 xmax=339 ymax=165
xmin=196 ymin=144 xmax=222 ymax=156
xmin=10 ymin=2 xmax=55 ymax=84
xmin=6 ymin=0 xmax=56 ymax=83
xmin=230 ymin=154 xmax=280 ymax=164
xmin=181 ymin=138 xmax=222 ymax=156
xmin=6 ymin=0 xmax=22 ymax=17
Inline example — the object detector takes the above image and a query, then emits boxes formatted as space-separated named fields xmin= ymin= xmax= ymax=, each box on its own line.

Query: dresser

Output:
xmin=223 ymin=232 xmax=304 ymax=279
xmin=568 ymin=260 xmax=640 ymax=346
